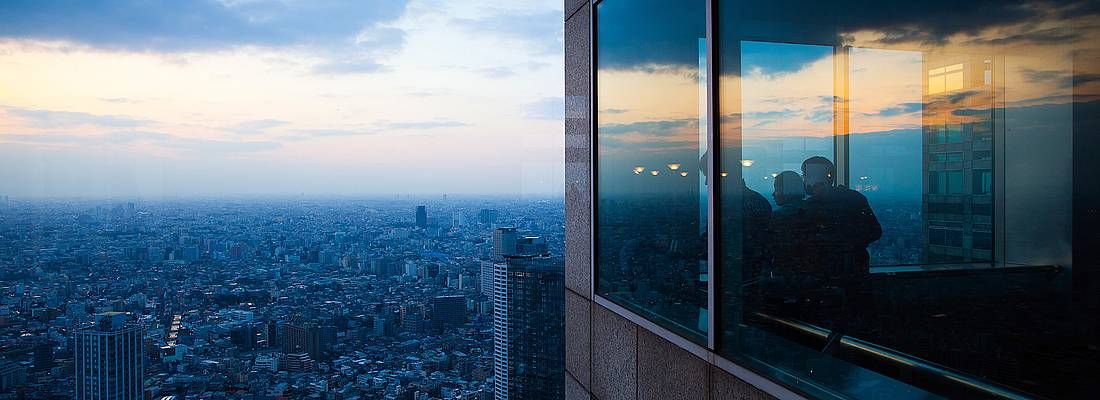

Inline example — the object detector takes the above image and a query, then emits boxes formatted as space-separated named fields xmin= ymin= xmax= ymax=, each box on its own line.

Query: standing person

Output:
xmin=764 ymin=171 xmax=818 ymax=317
xmin=801 ymin=156 xmax=881 ymax=349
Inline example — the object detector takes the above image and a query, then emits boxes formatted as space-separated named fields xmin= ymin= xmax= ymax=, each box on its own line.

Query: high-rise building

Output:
xmin=33 ymin=340 xmax=54 ymax=372
xmin=922 ymin=53 xmax=995 ymax=264
xmin=480 ymin=261 xmax=495 ymax=300
xmin=493 ymin=255 xmax=563 ymax=400
xmin=432 ymin=295 xmax=466 ymax=330
xmin=282 ymin=322 xmax=322 ymax=361
xmin=515 ymin=235 xmax=549 ymax=256
xmin=478 ymin=209 xmax=498 ymax=224
xmin=492 ymin=227 xmax=518 ymax=261
xmin=74 ymin=313 xmax=144 ymax=400
xmin=415 ymin=205 xmax=428 ymax=228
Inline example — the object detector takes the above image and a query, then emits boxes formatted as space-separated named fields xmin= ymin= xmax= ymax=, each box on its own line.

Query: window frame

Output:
xmin=587 ymin=1 xmax=1027 ymax=399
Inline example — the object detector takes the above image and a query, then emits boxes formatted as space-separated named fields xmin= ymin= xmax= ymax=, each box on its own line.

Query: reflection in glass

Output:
xmin=714 ymin=1 xmax=1100 ymax=399
xmin=595 ymin=0 xmax=708 ymax=342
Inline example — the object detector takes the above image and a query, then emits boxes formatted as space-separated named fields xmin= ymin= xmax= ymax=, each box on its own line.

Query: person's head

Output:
xmin=773 ymin=171 xmax=805 ymax=205
xmin=801 ymin=156 xmax=835 ymax=194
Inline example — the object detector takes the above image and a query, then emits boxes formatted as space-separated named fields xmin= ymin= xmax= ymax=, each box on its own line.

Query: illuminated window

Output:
xmin=928 ymin=63 xmax=964 ymax=94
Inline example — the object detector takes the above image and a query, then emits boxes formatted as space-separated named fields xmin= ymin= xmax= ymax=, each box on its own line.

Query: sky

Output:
xmin=0 ymin=0 xmax=566 ymax=198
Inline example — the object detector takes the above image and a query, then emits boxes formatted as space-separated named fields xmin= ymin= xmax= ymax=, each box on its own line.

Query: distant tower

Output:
xmin=492 ymin=227 xmax=519 ymax=262
xmin=75 ymin=313 xmax=144 ymax=400
xmin=479 ymin=209 xmax=499 ymax=224
xmin=493 ymin=256 xmax=564 ymax=400
xmin=416 ymin=205 xmax=428 ymax=228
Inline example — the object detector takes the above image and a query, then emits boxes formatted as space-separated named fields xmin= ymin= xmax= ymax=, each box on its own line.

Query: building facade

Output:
xmin=564 ymin=0 xmax=1100 ymax=399
xmin=432 ymin=294 xmax=467 ymax=330
xmin=416 ymin=205 xmax=428 ymax=228
xmin=74 ymin=313 xmax=144 ymax=400
xmin=493 ymin=255 xmax=565 ymax=400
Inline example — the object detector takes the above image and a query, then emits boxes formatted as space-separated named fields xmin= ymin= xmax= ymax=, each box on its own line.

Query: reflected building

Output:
xmin=922 ymin=53 xmax=995 ymax=263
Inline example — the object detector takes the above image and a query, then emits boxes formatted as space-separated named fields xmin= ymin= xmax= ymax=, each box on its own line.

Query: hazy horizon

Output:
xmin=0 ymin=0 xmax=566 ymax=197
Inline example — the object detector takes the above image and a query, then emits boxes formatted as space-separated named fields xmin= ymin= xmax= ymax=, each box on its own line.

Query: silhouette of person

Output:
xmin=769 ymin=171 xmax=814 ymax=276
xmin=801 ymin=156 xmax=881 ymax=279
xmin=800 ymin=156 xmax=881 ymax=346
xmin=741 ymin=178 xmax=772 ymax=282
xmin=761 ymin=171 xmax=819 ymax=316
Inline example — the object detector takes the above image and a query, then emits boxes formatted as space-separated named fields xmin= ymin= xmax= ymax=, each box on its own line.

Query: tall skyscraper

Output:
xmin=922 ymin=53 xmax=995 ymax=263
xmin=492 ymin=227 xmax=519 ymax=261
xmin=415 ymin=205 xmax=428 ymax=228
xmin=75 ymin=313 xmax=144 ymax=400
xmin=493 ymin=255 xmax=564 ymax=400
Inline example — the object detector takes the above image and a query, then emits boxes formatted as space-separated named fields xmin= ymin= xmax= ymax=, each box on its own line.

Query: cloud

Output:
xmin=1072 ymin=73 xmax=1100 ymax=88
xmin=4 ymin=106 xmax=148 ymax=129
xmin=599 ymin=119 xmax=697 ymax=136
xmin=229 ymin=119 xmax=288 ymax=135
xmin=744 ymin=109 xmax=800 ymax=119
xmin=477 ymin=66 xmax=517 ymax=79
xmin=742 ymin=41 xmax=831 ymax=77
xmin=0 ymin=0 xmax=409 ymax=53
xmin=525 ymin=97 xmax=564 ymax=120
xmin=382 ymin=120 xmax=468 ymax=130
xmin=0 ymin=129 xmax=278 ymax=153
xmin=947 ymin=90 xmax=982 ymax=104
xmin=170 ymin=137 xmax=282 ymax=153
xmin=311 ymin=59 xmax=390 ymax=75
xmin=291 ymin=119 xmax=468 ymax=139
xmin=105 ymin=131 xmax=173 ymax=143
xmin=293 ymin=129 xmax=374 ymax=138
xmin=1021 ymin=67 xmax=1100 ymax=89
xmin=869 ymin=102 xmax=922 ymax=117
xmin=451 ymin=10 xmax=562 ymax=55
xmin=98 ymin=97 xmax=149 ymax=104
xmin=596 ymin=0 xmax=705 ymax=71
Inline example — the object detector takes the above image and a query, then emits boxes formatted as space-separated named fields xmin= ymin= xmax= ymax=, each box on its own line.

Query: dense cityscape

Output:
xmin=0 ymin=196 xmax=564 ymax=399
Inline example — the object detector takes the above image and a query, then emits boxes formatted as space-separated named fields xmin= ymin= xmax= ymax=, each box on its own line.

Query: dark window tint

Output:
xmin=595 ymin=0 xmax=709 ymax=343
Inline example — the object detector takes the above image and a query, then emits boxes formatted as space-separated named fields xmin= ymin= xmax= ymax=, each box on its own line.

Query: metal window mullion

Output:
xmin=588 ymin=0 xmax=598 ymax=302
xmin=705 ymin=0 xmax=719 ymax=351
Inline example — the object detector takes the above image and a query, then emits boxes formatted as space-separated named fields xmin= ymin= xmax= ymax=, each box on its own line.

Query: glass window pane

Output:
xmin=716 ymin=1 xmax=1096 ymax=399
xmin=595 ymin=0 xmax=708 ymax=343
